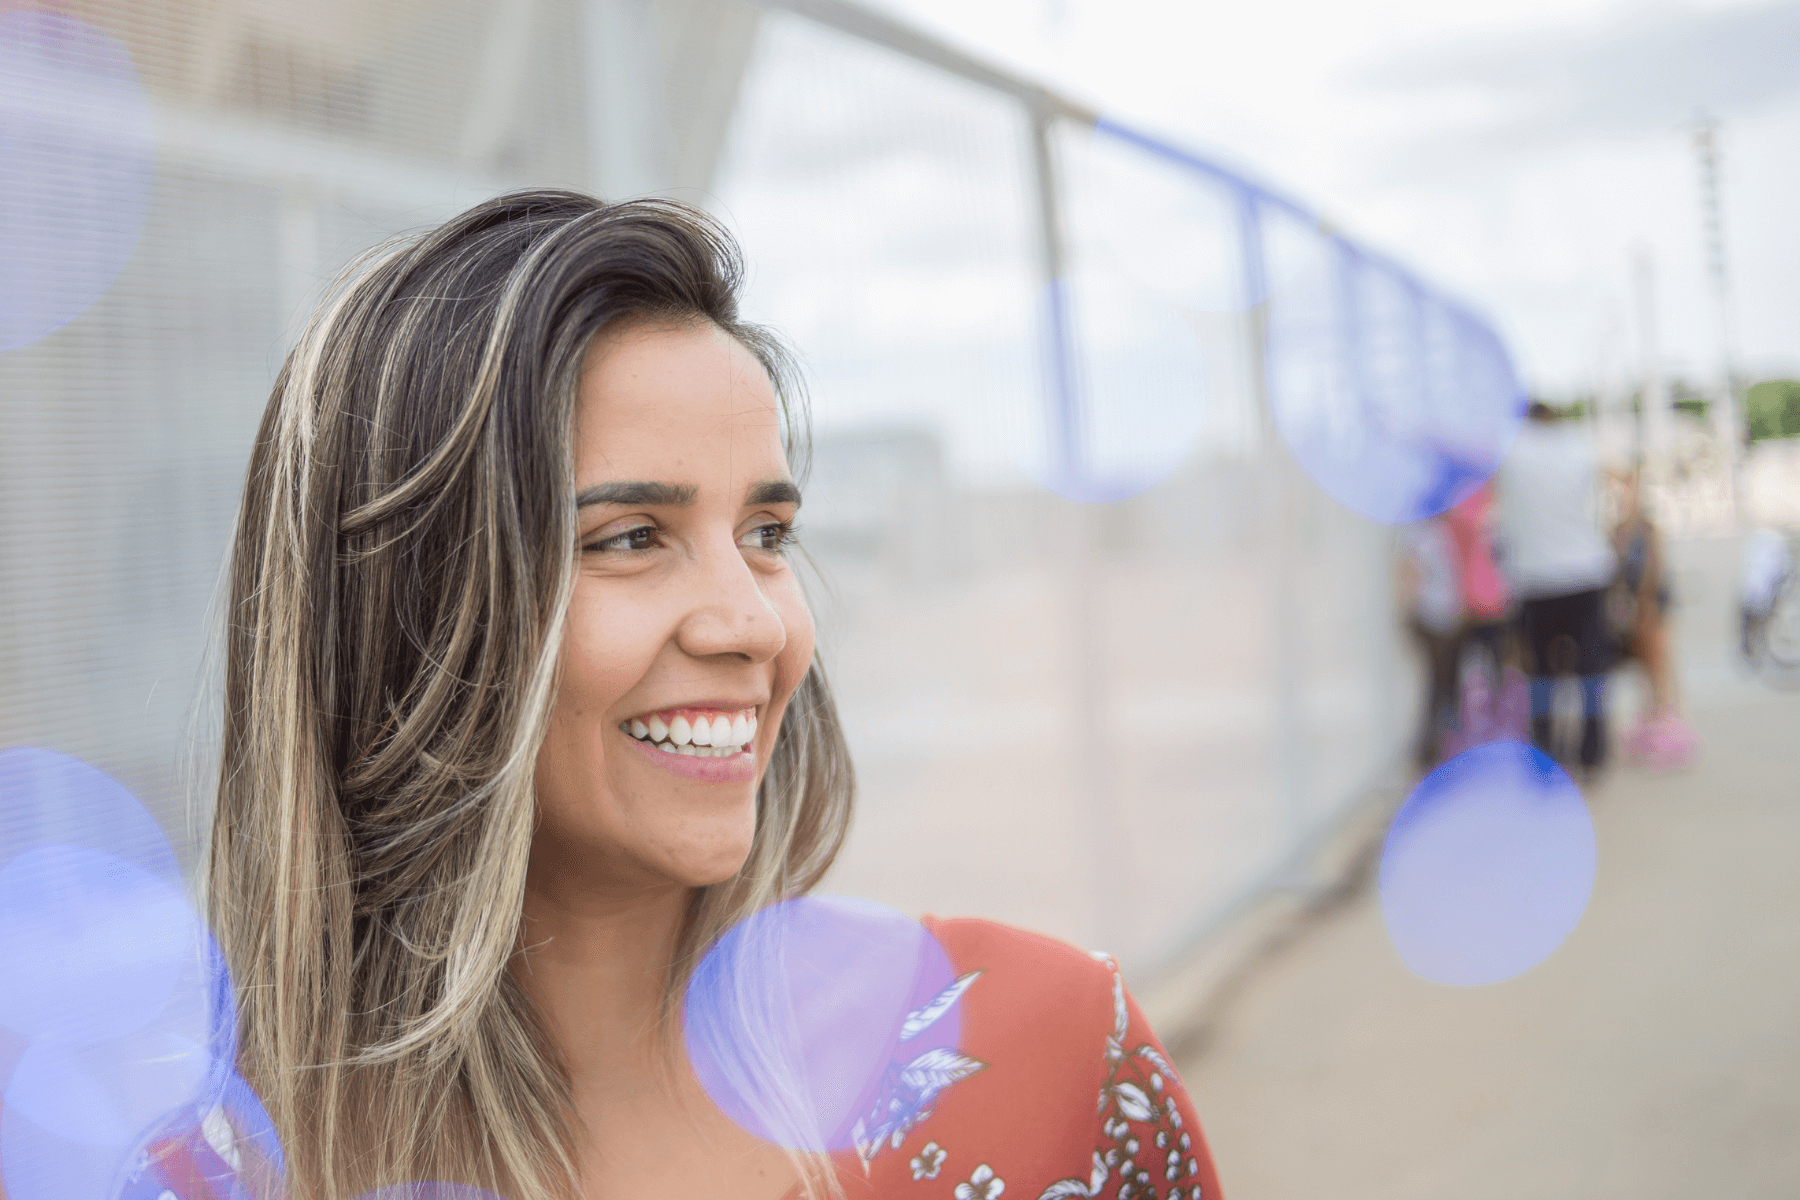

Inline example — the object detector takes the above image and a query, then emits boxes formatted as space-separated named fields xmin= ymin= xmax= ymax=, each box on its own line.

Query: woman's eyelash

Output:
xmin=584 ymin=524 xmax=659 ymax=553
xmin=754 ymin=520 xmax=799 ymax=551
xmin=582 ymin=522 xmax=798 ymax=554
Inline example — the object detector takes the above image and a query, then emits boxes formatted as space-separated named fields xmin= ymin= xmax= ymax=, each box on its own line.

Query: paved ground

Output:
xmin=1178 ymin=536 xmax=1800 ymax=1199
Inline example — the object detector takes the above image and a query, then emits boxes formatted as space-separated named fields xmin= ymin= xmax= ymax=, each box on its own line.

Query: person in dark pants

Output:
xmin=1497 ymin=403 xmax=1618 ymax=773
xmin=1399 ymin=514 xmax=1465 ymax=772
xmin=1516 ymin=587 xmax=1614 ymax=766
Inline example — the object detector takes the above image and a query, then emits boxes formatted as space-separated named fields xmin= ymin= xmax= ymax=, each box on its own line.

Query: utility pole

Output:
xmin=1692 ymin=112 xmax=1741 ymax=521
xmin=1631 ymin=243 xmax=1672 ymax=477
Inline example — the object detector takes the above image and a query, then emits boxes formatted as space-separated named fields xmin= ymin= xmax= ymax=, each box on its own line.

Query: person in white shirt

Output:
xmin=1496 ymin=402 xmax=1618 ymax=772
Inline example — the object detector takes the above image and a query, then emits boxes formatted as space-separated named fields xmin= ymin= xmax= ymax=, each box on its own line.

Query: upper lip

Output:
xmin=623 ymin=698 xmax=765 ymax=721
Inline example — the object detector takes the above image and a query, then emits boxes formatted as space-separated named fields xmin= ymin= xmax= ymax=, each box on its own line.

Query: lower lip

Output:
xmin=626 ymin=733 xmax=758 ymax=783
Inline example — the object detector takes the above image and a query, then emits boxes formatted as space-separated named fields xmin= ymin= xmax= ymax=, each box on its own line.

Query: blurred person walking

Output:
xmin=1438 ymin=480 xmax=1529 ymax=759
xmin=1609 ymin=470 xmax=1697 ymax=767
xmin=1497 ymin=402 xmax=1618 ymax=774
xmin=1445 ymin=480 xmax=1513 ymax=676
xmin=1398 ymin=512 xmax=1464 ymax=772
xmin=1740 ymin=525 xmax=1798 ymax=677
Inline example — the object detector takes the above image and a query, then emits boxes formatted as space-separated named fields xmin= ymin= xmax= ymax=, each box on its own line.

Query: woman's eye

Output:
xmin=743 ymin=522 xmax=797 ymax=553
xmin=587 ymin=525 xmax=659 ymax=553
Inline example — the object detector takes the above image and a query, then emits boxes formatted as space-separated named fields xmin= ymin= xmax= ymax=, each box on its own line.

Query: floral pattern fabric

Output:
xmin=823 ymin=917 xmax=1221 ymax=1200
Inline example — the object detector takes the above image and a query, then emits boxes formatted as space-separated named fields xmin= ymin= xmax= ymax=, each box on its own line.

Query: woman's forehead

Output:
xmin=575 ymin=321 xmax=787 ymax=485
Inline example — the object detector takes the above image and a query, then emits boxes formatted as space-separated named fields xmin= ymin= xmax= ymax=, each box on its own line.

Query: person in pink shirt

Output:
xmin=1444 ymin=481 xmax=1512 ymax=673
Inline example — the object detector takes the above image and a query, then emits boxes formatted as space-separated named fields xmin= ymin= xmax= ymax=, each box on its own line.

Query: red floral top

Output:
xmin=113 ymin=918 xmax=1221 ymax=1200
xmin=812 ymin=917 xmax=1222 ymax=1200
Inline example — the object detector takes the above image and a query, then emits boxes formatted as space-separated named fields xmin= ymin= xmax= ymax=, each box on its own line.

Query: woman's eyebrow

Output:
xmin=747 ymin=479 xmax=802 ymax=507
xmin=575 ymin=481 xmax=697 ymax=508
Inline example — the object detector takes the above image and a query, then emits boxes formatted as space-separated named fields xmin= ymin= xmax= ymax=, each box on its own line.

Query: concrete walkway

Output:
xmin=1178 ymin=542 xmax=1800 ymax=1198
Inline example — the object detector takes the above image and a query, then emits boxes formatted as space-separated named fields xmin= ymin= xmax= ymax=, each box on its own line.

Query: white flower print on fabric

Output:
xmin=911 ymin=1140 xmax=948 ymax=1181
xmin=850 ymin=971 xmax=986 ymax=1167
xmin=201 ymin=1105 xmax=243 ymax=1171
xmin=955 ymin=1163 xmax=1006 ymax=1200
xmin=1034 ymin=960 xmax=1205 ymax=1200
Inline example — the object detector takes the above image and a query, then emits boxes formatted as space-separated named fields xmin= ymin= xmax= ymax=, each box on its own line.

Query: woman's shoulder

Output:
xmin=925 ymin=914 xmax=1119 ymax=983
xmin=920 ymin=915 xmax=1121 ymax=1043
xmin=837 ymin=916 xmax=1218 ymax=1200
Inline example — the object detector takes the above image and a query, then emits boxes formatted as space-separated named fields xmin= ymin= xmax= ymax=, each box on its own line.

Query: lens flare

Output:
xmin=0 ymin=747 xmax=179 ymax=880
xmin=0 ymin=749 xmax=254 ymax=1200
xmin=1380 ymin=741 xmax=1596 ymax=987
xmin=0 ymin=846 xmax=199 ymax=1044
xmin=684 ymin=895 xmax=973 ymax=1154
xmin=1262 ymin=208 xmax=1523 ymax=525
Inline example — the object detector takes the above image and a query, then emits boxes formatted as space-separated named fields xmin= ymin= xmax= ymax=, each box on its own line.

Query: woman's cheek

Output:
xmin=568 ymin=588 xmax=658 ymax=698
xmin=773 ymin=577 xmax=816 ymax=678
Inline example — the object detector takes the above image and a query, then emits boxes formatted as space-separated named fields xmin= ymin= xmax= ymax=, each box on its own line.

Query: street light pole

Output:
xmin=1692 ymin=112 xmax=1742 ymax=523
xmin=1630 ymin=243 xmax=1671 ymax=478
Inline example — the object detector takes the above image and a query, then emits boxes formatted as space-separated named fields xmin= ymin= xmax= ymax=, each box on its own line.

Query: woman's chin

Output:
xmin=653 ymin=825 xmax=757 ymax=890
xmin=667 ymin=852 xmax=753 ymax=890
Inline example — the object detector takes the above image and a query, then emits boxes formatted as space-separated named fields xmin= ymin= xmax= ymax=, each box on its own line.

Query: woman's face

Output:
xmin=531 ymin=319 xmax=814 ymax=896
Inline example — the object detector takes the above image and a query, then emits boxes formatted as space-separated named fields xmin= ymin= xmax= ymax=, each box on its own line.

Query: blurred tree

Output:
xmin=1745 ymin=379 xmax=1800 ymax=442
xmin=1673 ymin=397 xmax=1710 ymax=420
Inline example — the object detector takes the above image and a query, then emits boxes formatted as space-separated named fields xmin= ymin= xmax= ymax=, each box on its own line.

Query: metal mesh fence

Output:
xmin=0 ymin=0 xmax=1518 ymax=982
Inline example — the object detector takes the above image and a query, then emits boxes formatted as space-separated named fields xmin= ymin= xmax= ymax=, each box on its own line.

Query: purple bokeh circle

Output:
xmin=0 ymin=846 xmax=199 ymax=1044
xmin=0 ymin=749 xmax=250 ymax=1199
xmin=1380 ymin=740 xmax=1596 ymax=987
xmin=684 ymin=895 xmax=966 ymax=1152
xmin=0 ymin=12 xmax=155 ymax=352
xmin=1263 ymin=221 xmax=1523 ymax=525
xmin=0 ymin=747 xmax=180 ymax=882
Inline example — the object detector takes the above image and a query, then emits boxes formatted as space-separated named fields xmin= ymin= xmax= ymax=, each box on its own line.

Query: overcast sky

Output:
xmin=870 ymin=0 xmax=1800 ymax=396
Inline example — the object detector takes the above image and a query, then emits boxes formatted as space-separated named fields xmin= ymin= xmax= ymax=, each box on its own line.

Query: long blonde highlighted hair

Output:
xmin=208 ymin=190 xmax=854 ymax=1199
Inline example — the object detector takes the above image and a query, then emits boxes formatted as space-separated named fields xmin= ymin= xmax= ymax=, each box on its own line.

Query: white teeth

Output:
xmin=633 ymin=710 xmax=756 ymax=754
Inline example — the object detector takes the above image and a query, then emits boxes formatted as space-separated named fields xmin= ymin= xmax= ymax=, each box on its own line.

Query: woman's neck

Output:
xmin=512 ymin=870 xmax=798 ymax=1199
xmin=513 ymin=869 xmax=691 ymax=1088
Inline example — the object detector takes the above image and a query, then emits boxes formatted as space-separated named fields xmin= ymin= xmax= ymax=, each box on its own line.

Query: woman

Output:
xmin=145 ymin=192 xmax=1217 ymax=1199
xmin=1609 ymin=470 xmax=1695 ymax=768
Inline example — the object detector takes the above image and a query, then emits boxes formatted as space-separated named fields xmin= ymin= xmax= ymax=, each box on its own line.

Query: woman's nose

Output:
xmin=673 ymin=537 xmax=788 ymax=663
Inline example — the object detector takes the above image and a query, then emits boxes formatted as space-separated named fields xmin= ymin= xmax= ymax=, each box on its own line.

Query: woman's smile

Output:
xmin=619 ymin=704 xmax=763 ymax=781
